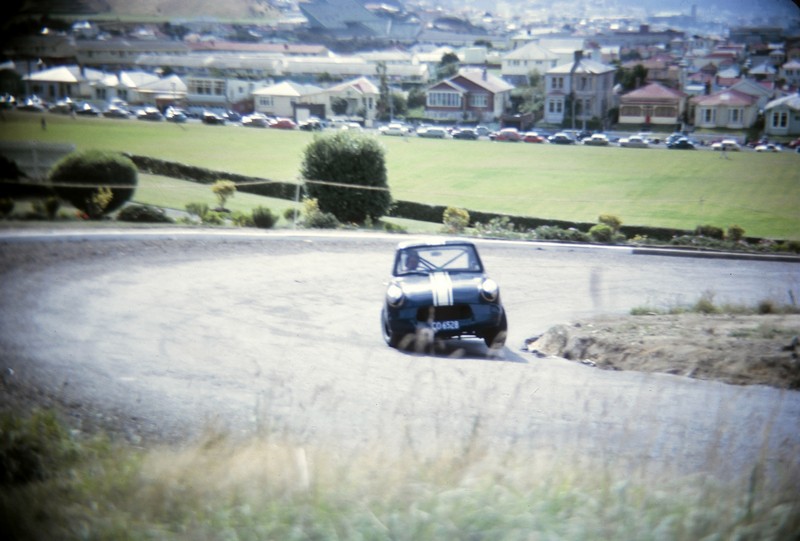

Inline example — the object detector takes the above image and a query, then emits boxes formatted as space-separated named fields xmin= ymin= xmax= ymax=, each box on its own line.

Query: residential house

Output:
xmin=543 ymin=53 xmax=616 ymax=128
xmin=729 ymin=78 xmax=776 ymax=110
xmin=184 ymin=75 xmax=261 ymax=112
xmin=780 ymin=60 xmax=800 ymax=87
xmin=252 ymin=81 xmax=322 ymax=118
xmin=764 ymin=93 xmax=800 ymax=137
xmin=690 ymin=89 xmax=758 ymax=130
xmin=618 ymin=82 xmax=687 ymax=127
xmin=500 ymin=42 xmax=560 ymax=85
xmin=303 ymin=76 xmax=380 ymax=125
xmin=424 ymin=68 xmax=514 ymax=123
xmin=22 ymin=65 xmax=105 ymax=102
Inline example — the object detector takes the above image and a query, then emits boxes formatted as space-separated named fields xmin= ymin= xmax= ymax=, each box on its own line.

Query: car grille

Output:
xmin=416 ymin=305 xmax=473 ymax=321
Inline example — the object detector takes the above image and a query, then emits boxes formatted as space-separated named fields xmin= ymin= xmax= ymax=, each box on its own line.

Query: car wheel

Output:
xmin=381 ymin=307 xmax=400 ymax=348
xmin=483 ymin=312 xmax=508 ymax=349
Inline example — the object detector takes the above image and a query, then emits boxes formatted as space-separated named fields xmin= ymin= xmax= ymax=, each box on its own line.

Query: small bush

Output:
xmin=598 ymin=214 xmax=622 ymax=232
xmin=693 ymin=291 xmax=719 ymax=314
xmin=727 ymin=224 xmax=745 ymax=242
xmin=534 ymin=225 xmax=590 ymax=243
xmin=202 ymin=211 xmax=225 ymax=225
xmin=302 ymin=197 xmax=340 ymax=229
xmin=251 ymin=206 xmax=277 ymax=229
xmin=283 ymin=207 xmax=300 ymax=222
xmin=231 ymin=211 xmax=255 ymax=227
xmin=589 ymin=223 xmax=613 ymax=243
xmin=442 ymin=207 xmax=470 ymax=233
xmin=694 ymin=224 xmax=724 ymax=240
xmin=186 ymin=202 xmax=210 ymax=219
xmin=49 ymin=150 xmax=137 ymax=218
xmin=117 ymin=204 xmax=174 ymax=223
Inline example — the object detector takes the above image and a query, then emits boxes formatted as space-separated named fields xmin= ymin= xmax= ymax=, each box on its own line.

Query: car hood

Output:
xmin=393 ymin=272 xmax=487 ymax=306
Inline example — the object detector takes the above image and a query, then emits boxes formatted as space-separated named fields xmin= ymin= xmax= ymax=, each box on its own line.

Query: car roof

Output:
xmin=396 ymin=239 xmax=477 ymax=250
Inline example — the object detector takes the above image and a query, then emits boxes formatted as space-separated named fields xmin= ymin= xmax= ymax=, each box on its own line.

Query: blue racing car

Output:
xmin=381 ymin=240 xmax=507 ymax=350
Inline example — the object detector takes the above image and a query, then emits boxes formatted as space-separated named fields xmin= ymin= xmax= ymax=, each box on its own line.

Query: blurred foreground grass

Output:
xmin=1 ymin=410 xmax=798 ymax=540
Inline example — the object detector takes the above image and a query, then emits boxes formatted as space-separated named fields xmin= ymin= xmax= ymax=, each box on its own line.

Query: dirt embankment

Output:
xmin=526 ymin=314 xmax=800 ymax=390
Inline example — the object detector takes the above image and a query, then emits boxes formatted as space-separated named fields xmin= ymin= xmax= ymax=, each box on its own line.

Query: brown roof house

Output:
xmin=425 ymin=68 xmax=514 ymax=123
xmin=690 ymin=89 xmax=759 ymax=130
xmin=618 ymin=82 xmax=687 ymax=127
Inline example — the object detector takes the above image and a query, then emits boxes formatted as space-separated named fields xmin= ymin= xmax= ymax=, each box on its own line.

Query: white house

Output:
xmin=690 ymin=88 xmax=758 ymax=130
xmin=764 ymin=93 xmax=800 ymax=137
xmin=780 ymin=60 xmax=800 ymax=87
xmin=543 ymin=53 xmax=616 ymax=127
xmin=500 ymin=42 xmax=560 ymax=85
xmin=252 ymin=81 xmax=322 ymax=118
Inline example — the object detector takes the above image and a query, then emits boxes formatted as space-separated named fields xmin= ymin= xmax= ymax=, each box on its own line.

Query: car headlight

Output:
xmin=386 ymin=283 xmax=405 ymax=307
xmin=480 ymin=278 xmax=499 ymax=301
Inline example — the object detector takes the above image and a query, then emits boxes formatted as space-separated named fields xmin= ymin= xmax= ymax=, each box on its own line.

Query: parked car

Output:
xmin=475 ymin=126 xmax=492 ymax=137
xmin=298 ymin=118 xmax=324 ymax=131
xmin=417 ymin=126 xmax=447 ymax=138
xmin=201 ymin=111 xmax=225 ymax=125
xmin=583 ymin=133 xmax=610 ymax=146
xmin=786 ymin=138 xmax=800 ymax=149
xmin=270 ymin=117 xmax=297 ymax=129
xmin=452 ymin=128 xmax=479 ymax=140
xmin=495 ymin=128 xmax=521 ymax=142
xmin=48 ymin=100 xmax=74 ymax=114
xmin=755 ymin=143 xmax=781 ymax=152
xmin=102 ymin=105 xmax=131 ymax=119
xmin=667 ymin=137 xmax=696 ymax=150
xmin=549 ymin=132 xmax=576 ymax=144
xmin=165 ymin=107 xmax=188 ymax=123
xmin=711 ymin=140 xmax=741 ymax=152
xmin=619 ymin=135 xmax=649 ymax=148
xmin=381 ymin=240 xmax=507 ymax=350
xmin=75 ymin=102 xmax=101 ymax=116
xmin=137 ymin=107 xmax=164 ymax=121
xmin=380 ymin=122 xmax=411 ymax=136
xmin=522 ymin=132 xmax=547 ymax=143
xmin=242 ymin=113 xmax=269 ymax=128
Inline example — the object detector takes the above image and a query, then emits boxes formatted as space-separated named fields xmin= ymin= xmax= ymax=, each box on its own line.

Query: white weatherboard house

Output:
xmin=764 ymin=93 xmax=800 ymax=137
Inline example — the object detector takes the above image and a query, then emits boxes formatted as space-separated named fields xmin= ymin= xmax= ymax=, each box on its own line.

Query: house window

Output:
xmin=729 ymin=108 xmax=742 ymax=124
xmin=771 ymin=110 xmax=788 ymax=128
xmin=427 ymin=91 xmax=462 ymax=108
xmin=469 ymin=94 xmax=488 ymax=108
xmin=551 ymin=77 xmax=564 ymax=90
xmin=702 ymin=108 xmax=716 ymax=124
xmin=214 ymin=81 xmax=225 ymax=96
xmin=259 ymin=96 xmax=273 ymax=107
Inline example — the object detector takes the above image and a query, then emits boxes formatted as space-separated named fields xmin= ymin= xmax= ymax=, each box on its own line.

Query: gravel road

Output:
xmin=1 ymin=228 xmax=798 ymax=482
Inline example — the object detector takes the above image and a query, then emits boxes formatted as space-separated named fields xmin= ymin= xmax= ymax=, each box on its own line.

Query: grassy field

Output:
xmin=1 ymin=111 xmax=798 ymax=239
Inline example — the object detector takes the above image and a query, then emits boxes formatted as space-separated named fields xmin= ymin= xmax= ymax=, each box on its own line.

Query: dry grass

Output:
xmin=1 ymin=409 xmax=799 ymax=541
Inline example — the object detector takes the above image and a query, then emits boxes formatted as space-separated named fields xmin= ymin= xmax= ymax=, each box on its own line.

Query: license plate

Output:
xmin=431 ymin=320 xmax=459 ymax=332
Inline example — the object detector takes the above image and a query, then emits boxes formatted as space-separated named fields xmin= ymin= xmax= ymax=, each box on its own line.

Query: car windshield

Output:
xmin=395 ymin=245 xmax=482 ymax=275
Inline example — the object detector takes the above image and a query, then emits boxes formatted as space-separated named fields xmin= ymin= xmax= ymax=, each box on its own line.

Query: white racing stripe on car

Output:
xmin=430 ymin=272 xmax=454 ymax=306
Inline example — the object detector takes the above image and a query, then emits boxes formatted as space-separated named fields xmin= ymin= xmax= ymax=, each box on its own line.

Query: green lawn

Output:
xmin=1 ymin=111 xmax=798 ymax=239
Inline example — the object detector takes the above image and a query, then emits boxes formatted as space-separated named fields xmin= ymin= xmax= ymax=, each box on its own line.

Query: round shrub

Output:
xmin=589 ymin=223 xmax=614 ymax=242
xmin=49 ymin=150 xmax=137 ymax=218
xmin=252 ymin=206 xmax=277 ymax=229
xmin=443 ymin=207 xmax=470 ymax=233
xmin=301 ymin=132 xmax=392 ymax=224
xmin=694 ymin=224 xmax=724 ymax=240
xmin=116 ymin=204 xmax=174 ymax=223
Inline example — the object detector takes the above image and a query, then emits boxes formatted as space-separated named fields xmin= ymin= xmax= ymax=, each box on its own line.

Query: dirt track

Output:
xmin=1 ymin=229 xmax=799 ymax=481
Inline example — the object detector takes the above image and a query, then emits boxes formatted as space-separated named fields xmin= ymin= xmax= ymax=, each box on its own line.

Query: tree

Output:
xmin=438 ymin=52 xmax=460 ymax=79
xmin=211 ymin=179 xmax=236 ymax=210
xmin=615 ymin=63 xmax=649 ymax=92
xmin=376 ymin=61 xmax=391 ymax=121
xmin=331 ymin=97 xmax=348 ymax=116
xmin=301 ymin=132 xmax=392 ymax=224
